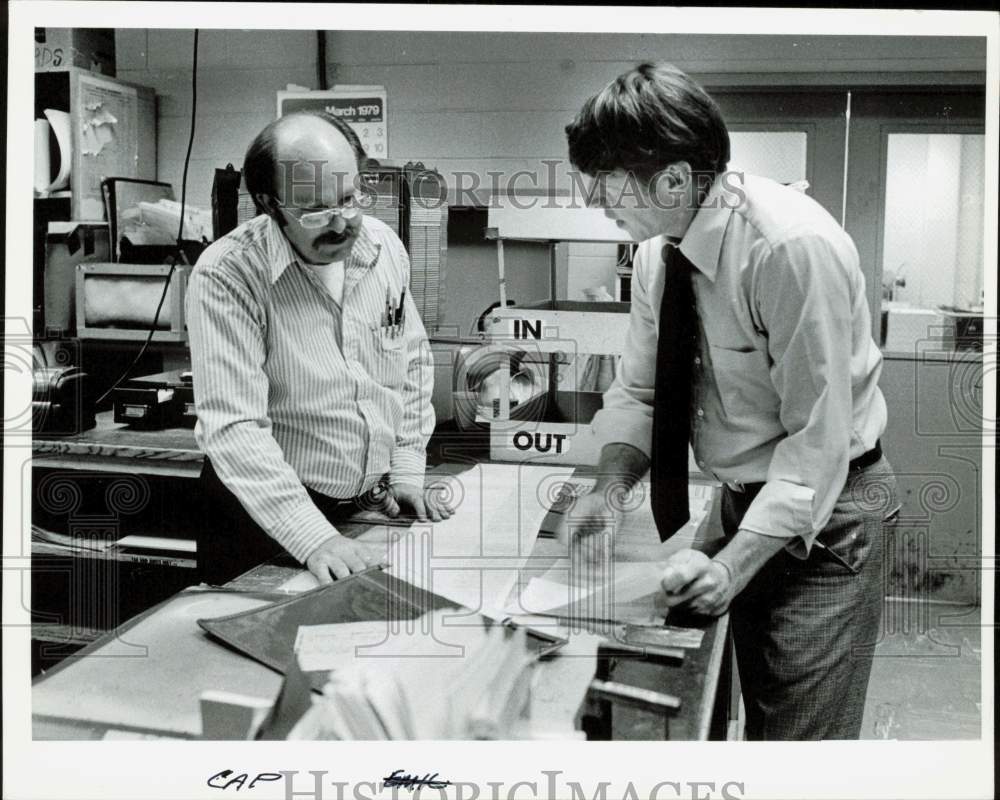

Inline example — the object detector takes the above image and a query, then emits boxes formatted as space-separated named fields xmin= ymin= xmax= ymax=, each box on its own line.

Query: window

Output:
xmin=729 ymin=130 xmax=809 ymax=184
xmin=880 ymin=132 xmax=985 ymax=351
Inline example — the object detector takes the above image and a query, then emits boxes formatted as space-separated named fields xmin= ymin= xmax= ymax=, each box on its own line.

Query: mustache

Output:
xmin=314 ymin=228 xmax=354 ymax=246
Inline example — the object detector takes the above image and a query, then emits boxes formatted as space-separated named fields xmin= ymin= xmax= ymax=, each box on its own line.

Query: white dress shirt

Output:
xmin=592 ymin=173 xmax=887 ymax=557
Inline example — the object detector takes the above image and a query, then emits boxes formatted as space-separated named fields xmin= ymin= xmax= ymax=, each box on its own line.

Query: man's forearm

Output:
xmin=593 ymin=442 xmax=650 ymax=492
xmin=712 ymin=528 xmax=789 ymax=595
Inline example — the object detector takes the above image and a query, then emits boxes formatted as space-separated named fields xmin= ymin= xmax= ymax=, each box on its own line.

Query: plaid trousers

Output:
xmin=722 ymin=456 xmax=900 ymax=740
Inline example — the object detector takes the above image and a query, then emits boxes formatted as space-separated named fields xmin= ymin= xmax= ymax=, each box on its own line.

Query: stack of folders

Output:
xmin=293 ymin=611 xmax=537 ymax=740
xmin=407 ymin=204 xmax=443 ymax=332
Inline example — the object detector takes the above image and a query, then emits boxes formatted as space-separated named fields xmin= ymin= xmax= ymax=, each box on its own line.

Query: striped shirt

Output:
xmin=186 ymin=214 xmax=435 ymax=563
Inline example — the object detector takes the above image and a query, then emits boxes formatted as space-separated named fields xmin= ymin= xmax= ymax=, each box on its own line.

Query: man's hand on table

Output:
xmin=659 ymin=549 xmax=735 ymax=617
xmin=381 ymin=482 xmax=455 ymax=523
xmin=660 ymin=529 xmax=788 ymax=616
xmin=555 ymin=489 xmax=623 ymax=563
xmin=306 ymin=534 xmax=382 ymax=584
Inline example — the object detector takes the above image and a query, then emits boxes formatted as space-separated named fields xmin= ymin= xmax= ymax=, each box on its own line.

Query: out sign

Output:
xmin=512 ymin=431 xmax=568 ymax=454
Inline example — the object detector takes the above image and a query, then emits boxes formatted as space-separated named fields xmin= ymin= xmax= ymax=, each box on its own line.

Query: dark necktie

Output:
xmin=650 ymin=242 xmax=697 ymax=541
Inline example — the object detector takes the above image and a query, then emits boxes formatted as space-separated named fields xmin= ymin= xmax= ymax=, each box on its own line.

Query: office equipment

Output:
xmin=101 ymin=177 xmax=175 ymax=261
xmin=32 ymin=365 xmax=96 ymax=436
xmin=75 ymin=263 xmax=189 ymax=341
xmin=112 ymin=370 xmax=196 ymax=429
xmin=212 ymin=163 xmax=242 ymax=239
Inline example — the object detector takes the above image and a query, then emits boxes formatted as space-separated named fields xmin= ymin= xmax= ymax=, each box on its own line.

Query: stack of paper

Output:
xmin=297 ymin=611 xmax=536 ymax=740
xmin=406 ymin=197 xmax=444 ymax=333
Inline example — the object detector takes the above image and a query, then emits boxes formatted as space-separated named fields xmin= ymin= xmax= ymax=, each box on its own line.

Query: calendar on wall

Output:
xmin=276 ymin=86 xmax=388 ymax=160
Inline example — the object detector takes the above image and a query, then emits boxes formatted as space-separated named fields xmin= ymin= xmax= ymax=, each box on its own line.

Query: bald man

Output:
xmin=187 ymin=111 xmax=451 ymax=586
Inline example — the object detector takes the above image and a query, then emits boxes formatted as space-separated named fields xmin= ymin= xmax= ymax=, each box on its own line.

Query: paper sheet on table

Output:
xmin=505 ymin=481 xmax=713 ymax=624
xmin=510 ymin=561 xmax=669 ymax=625
xmin=278 ymin=464 xmax=562 ymax=614
xmin=294 ymin=621 xmax=398 ymax=673
xmin=385 ymin=463 xmax=557 ymax=615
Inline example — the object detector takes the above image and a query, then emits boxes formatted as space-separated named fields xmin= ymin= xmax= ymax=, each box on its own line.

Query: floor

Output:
xmin=629 ymin=598 xmax=984 ymax=741
xmin=860 ymin=599 xmax=982 ymax=740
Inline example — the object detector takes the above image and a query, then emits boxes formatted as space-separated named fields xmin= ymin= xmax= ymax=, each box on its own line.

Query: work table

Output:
xmin=30 ymin=416 xmax=734 ymax=741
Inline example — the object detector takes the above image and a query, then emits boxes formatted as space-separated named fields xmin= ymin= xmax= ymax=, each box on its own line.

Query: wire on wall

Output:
xmin=317 ymin=31 xmax=328 ymax=90
xmin=95 ymin=29 xmax=200 ymax=407
xmin=840 ymin=90 xmax=852 ymax=229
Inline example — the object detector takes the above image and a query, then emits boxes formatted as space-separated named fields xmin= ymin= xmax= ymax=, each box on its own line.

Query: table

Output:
xmin=31 ymin=422 xmax=734 ymax=741
xmin=32 ymin=411 xmax=202 ymax=477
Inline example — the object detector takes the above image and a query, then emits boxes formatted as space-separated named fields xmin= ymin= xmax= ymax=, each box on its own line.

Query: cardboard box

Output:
xmin=35 ymin=28 xmax=115 ymax=75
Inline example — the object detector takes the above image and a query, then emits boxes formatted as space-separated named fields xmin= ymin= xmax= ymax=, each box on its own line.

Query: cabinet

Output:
xmin=34 ymin=68 xmax=156 ymax=331
xmin=35 ymin=67 xmax=156 ymax=219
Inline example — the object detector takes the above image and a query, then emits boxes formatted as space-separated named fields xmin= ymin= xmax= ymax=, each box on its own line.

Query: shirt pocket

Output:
xmin=707 ymin=345 xmax=777 ymax=419
xmin=370 ymin=327 xmax=407 ymax=387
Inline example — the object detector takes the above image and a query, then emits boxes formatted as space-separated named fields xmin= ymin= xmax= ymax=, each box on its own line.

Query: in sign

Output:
xmin=513 ymin=319 xmax=542 ymax=340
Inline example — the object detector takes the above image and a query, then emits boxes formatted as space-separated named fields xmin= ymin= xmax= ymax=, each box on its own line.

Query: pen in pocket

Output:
xmin=393 ymin=287 xmax=406 ymax=337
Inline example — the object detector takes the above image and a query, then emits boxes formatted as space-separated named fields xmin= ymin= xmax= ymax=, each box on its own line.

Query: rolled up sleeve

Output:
xmin=187 ymin=265 xmax=339 ymax=564
xmin=738 ymin=233 xmax=856 ymax=556
xmin=591 ymin=246 xmax=658 ymax=457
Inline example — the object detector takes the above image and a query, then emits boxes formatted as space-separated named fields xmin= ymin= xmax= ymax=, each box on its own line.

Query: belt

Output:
xmin=312 ymin=476 xmax=390 ymax=514
xmin=725 ymin=440 xmax=882 ymax=494
xmin=848 ymin=439 xmax=883 ymax=472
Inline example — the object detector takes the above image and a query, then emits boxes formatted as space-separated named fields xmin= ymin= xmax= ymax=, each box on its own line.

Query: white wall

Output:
xmin=114 ymin=30 xmax=985 ymax=327
xmin=115 ymin=30 xmax=985 ymax=213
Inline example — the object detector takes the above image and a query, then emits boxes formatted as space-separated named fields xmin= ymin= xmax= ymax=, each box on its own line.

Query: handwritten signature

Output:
xmin=383 ymin=770 xmax=452 ymax=791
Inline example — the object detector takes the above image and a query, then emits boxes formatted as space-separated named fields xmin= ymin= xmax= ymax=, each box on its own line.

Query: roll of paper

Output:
xmin=43 ymin=108 xmax=72 ymax=193
xmin=34 ymin=119 xmax=52 ymax=195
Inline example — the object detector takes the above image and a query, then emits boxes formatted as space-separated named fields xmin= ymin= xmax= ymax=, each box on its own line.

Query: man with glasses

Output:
xmin=187 ymin=111 xmax=451 ymax=586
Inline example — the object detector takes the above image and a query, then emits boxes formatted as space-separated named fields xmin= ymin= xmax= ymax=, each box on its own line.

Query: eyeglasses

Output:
xmin=275 ymin=194 xmax=363 ymax=229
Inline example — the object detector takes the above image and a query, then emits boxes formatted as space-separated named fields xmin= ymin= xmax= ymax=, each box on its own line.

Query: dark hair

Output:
xmin=242 ymin=110 xmax=368 ymax=205
xmin=565 ymin=62 xmax=730 ymax=181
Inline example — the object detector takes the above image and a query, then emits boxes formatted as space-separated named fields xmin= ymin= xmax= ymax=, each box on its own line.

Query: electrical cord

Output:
xmin=316 ymin=31 xmax=328 ymax=90
xmin=95 ymin=29 xmax=199 ymax=408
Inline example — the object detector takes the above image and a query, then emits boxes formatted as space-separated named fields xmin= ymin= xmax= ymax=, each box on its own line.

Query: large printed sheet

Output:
xmin=281 ymin=465 xmax=714 ymax=627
